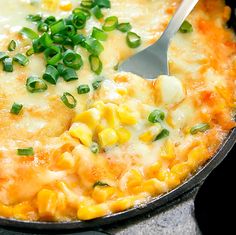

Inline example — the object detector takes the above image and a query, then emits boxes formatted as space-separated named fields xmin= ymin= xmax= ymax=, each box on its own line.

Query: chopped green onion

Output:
xmin=92 ymin=77 xmax=103 ymax=90
xmin=32 ymin=38 xmax=45 ymax=53
xmin=91 ymin=27 xmax=107 ymax=41
xmin=71 ymin=12 xmax=87 ymax=29
xmin=0 ymin=52 xmax=8 ymax=61
xmin=8 ymin=40 xmax=17 ymax=51
xmin=117 ymin=22 xmax=132 ymax=33
xmin=26 ymin=48 xmax=34 ymax=56
xmin=73 ymin=7 xmax=91 ymax=19
xmin=44 ymin=46 xmax=62 ymax=65
xmin=126 ymin=32 xmax=141 ymax=48
xmin=89 ymin=55 xmax=102 ymax=75
xmin=63 ymin=50 xmax=83 ymax=70
xmin=26 ymin=76 xmax=48 ymax=93
xmin=61 ymin=68 xmax=78 ymax=82
xmin=51 ymin=34 xmax=66 ymax=44
xmin=83 ymin=37 xmax=104 ymax=55
xmin=61 ymin=92 xmax=77 ymax=109
xmin=77 ymin=84 xmax=90 ymax=94
xmin=17 ymin=147 xmax=34 ymax=156
xmin=50 ymin=19 xmax=66 ymax=35
xmin=93 ymin=181 xmax=109 ymax=188
xmin=80 ymin=0 xmax=94 ymax=9
xmin=190 ymin=123 xmax=210 ymax=135
xmin=148 ymin=109 xmax=165 ymax=123
xmin=20 ymin=27 xmax=39 ymax=40
xmin=2 ymin=58 xmax=13 ymax=72
xmin=43 ymin=65 xmax=59 ymax=85
xmin=71 ymin=34 xmax=86 ymax=45
xmin=44 ymin=16 xmax=56 ymax=25
xmin=13 ymin=53 xmax=29 ymax=66
xmin=64 ymin=25 xmax=76 ymax=37
xmin=102 ymin=16 xmax=118 ymax=31
xmin=37 ymin=22 xmax=49 ymax=32
xmin=27 ymin=14 xmax=42 ymax=22
xmin=90 ymin=142 xmax=100 ymax=154
xmin=94 ymin=0 xmax=111 ymax=8
xmin=10 ymin=103 xmax=23 ymax=115
xmin=91 ymin=6 xmax=104 ymax=19
xmin=179 ymin=20 xmax=193 ymax=33
xmin=154 ymin=129 xmax=170 ymax=141
xmin=57 ymin=63 xmax=66 ymax=75
xmin=113 ymin=63 xmax=119 ymax=71
xmin=38 ymin=33 xmax=53 ymax=48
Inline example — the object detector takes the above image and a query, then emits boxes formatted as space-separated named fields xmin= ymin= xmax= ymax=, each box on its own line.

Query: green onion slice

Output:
xmin=44 ymin=46 xmax=62 ymax=65
xmin=91 ymin=27 xmax=107 ymax=41
xmin=80 ymin=0 xmax=94 ymax=9
xmin=44 ymin=16 xmax=56 ymax=25
xmin=43 ymin=65 xmax=59 ymax=85
xmin=83 ymin=37 xmax=104 ymax=55
xmin=73 ymin=7 xmax=91 ymax=19
xmin=89 ymin=55 xmax=103 ymax=75
xmin=39 ymin=33 xmax=53 ymax=47
xmin=64 ymin=25 xmax=76 ymax=37
xmin=17 ymin=147 xmax=34 ymax=156
xmin=8 ymin=40 xmax=17 ymax=51
xmin=94 ymin=0 xmax=111 ymax=8
xmin=92 ymin=77 xmax=103 ymax=90
xmin=32 ymin=38 xmax=45 ymax=53
xmin=61 ymin=68 xmax=78 ymax=82
xmin=154 ymin=129 xmax=170 ymax=141
xmin=179 ymin=20 xmax=193 ymax=33
xmin=71 ymin=12 xmax=87 ymax=29
xmin=71 ymin=34 xmax=86 ymax=45
xmin=93 ymin=181 xmax=109 ymax=188
xmin=20 ymin=27 xmax=39 ymax=40
xmin=77 ymin=84 xmax=90 ymax=94
xmin=13 ymin=53 xmax=29 ymax=66
xmin=50 ymin=19 xmax=66 ymax=35
xmin=90 ymin=142 xmax=100 ymax=154
xmin=91 ymin=6 xmax=104 ymax=19
xmin=148 ymin=109 xmax=165 ymax=123
xmin=61 ymin=92 xmax=77 ymax=109
xmin=26 ymin=48 xmax=34 ymax=56
xmin=117 ymin=22 xmax=132 ymax=33
xmin=102 ymin=16 xmax=118 ymax=31
xmin=126 ymin=32 xmax=141 ymax=48
xmin=37 ymin=22 xmax=49 ymax=32
xmin=51 ymin=34 xmax=67 ymax=44
xmin=63 ymin=50 xmax=83 ymax=70
xmin=190 ymin=123 xmax=210 ymax=135
xmin=26 ymin=76 xmax=48 ymax=93
xmin=2 ymin=58 xmax=13 ymax=72
xmin=10 ymin=103 xmax=23 ymax=115
xmin=0 ymin=52 xmax=9 ymax=61
xmin=27 ymin=14 xmax=42 ymax=22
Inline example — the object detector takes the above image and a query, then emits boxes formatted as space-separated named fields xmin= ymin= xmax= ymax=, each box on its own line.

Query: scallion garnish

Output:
xmin=179 ymin=20 xmax=193 ymax=33
xmin=154 ymin=129 xmax=170 ymax=141
xmin=0 ymin=52 xmax=8 ymax=61
xmin=94 ymin=0 xmax=111 ymax=8
xmin=63 ymin=50 xmax=83 ymax=70
xmin=51 ymin=34 xmax=66 ymax=44
xmin=148 ymin=110 xmax=165 ymax=123
xmin=126 ymin=32 xmax=141 ymax=48
xmin=10 ymin=103 xmax=23 ymax=115
xmin=8 ymin=40 xmax=17 ymax=51
xmin=37 ymin=22 xmax=49 ymax=33
xmin=43 ymin=65 xmax=59 ymax=85
xmin=89 ymin=54 xmax=102 ymax=75
xmin=102 ymin=16 xmax=118 ymax=31
xmin=50 ymin=19 xmax=66 ymax=35
xmin=32 ymin=38 xmax=45 ymax=53
xmin=17 ymin=147 xmax=34 ymax=156
xmin=77 ymin=84 xmax=90 ymax=94
xmin=61 ymin=68 xmax=78 ymax=82
xmin=39 ymin=33 xmax=53 ymax=47
xmin=91 ymin=27 xmax=107 ymax=41
xmin=71 ymin=34 xmax=86 ymax=45
xmin=44 ymin=16 xmax=56 ymax=25
xmin=13 ymin=53 xmax=29 ymax=66
xmin=91 ymin=6 xmax=104 ymax=19
xmin=80 ymin=0 xmax=94 ymax=9
xmin=64 ymin=25 xmax=76 ymax=37
xmin=190 ymin=123 xmax=210 ymax=135
xmin=93 ymin=181 xmax=109 ymax=188
xmin=2 ymin=57 xmax=13 ymax=72
xmin=20 ymin=27 xmax=39 ymax=40
xmin=71 ymin=12 xmax=87 ymax=29
xmin=117 ymin=22 xmax=132 ymax=33
xmin=92 ymin=77 xmax=103 ymax=90
xmin=73 ymin=7 xmax=91 ymax=19
xmin=26 ymin=76 xmax=48 ymax=93
xmin=44 ymin=46 xmax=62 ymax=65
xmin=27 ymin=14 xmax=42 ymax=22
xmin=26 ymin=48 xmax=34 ymax=56
xmin=90 ymin=142 xmax=100 ymax=154
xmin=83 ymin=37 xmax=104 ymax=55
xmin=61 ymin=92 xmax=77 ymax=109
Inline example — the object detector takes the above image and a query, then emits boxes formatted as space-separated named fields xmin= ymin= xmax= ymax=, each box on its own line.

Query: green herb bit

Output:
xmin=27 ymin=14 xmax=42 ymax=22
xmin=113 ymin=63 xmax=119 ymax=71
xmin=148 ymin=109 xmax=165 ymax=123
xmin=91 ymin=6 xmax=104 ymax=19
xmin=80 ymin=0 xmax=95 ymax=9
xmin=44 ymin=46 xmax=62 ymax=65
xmin=37 ymin=22 xmax=49 ymax=33
xmin=92 ymin=27 xmax=107 ymax=41
xmin=102 ymin=16 xmax=118 ymax=31
xmin=90 ymin=142 xmax=99 ymax=154
xmin=63 ymin=50 xmax=83 ymax=70
xmin=71 ymin=34 xmax=86 ymax=45
xmin=38 ymin=33 xmax=53 ymax=47
xmin=32 ymin=38 xmax=45 ymax=53
xmin=93 ymin=181 xmax=109 ymax=188
xmin=17 ymin=147 xmax=34 ymax=156
xmin=190 ymin=123 xmax=210 ymax=135
xmin=26 ymin=48 xmax=34 ymax=57
xmin=26 ymin=76 xmax=48 ymax=93
xmin=92 ymin=77 xmax=103 ymax=90
xmin=10 ymin=103 xmax=23 ymax=115
xmin=50 ymin=19 xmax=66 ymax=35
xmin=20 ymin=27 xmax=39 ymax=40
xmin=117 ymin=23 xmax=132 ymax=33
xmin=61 ymin=68 xmax=78 ymax=82
xmin=2 ymin=58 xmax=13 ymax=72
xmin=83 ymin=37 xmax=104 ymax=56
xmin=94 ymin=0 xmax=111 ymax=8
xmin=126 ymin=32 xmax=141 ymax=48
xmin=89 ymin=54 xmax=103 ymax=75
xmin=61 ymin=92 xmax=77 ymax=109
xmin=154 ymin=129 xmax=170 ymax=141
xmin=13 ymin=53 xmax=29 ymax=66
xmin=73 ymin=7 xmax=91 ymax=19
xmin=0 ymin=52 xmax=9 ymax=61
xmin=44 ymin=16 xmax=56 ymax=25
xmin=77 ymin=84 xmax=90 ymax=94
xmin=8 ymin=40 xmax=17 ymax=51
xmin=43 ymin=65 xmax=60 ymax=85
xmin=71 ymin=12 xmax=87 ymax=29
xmin=179 ymin=20 xmax=193 ymax=33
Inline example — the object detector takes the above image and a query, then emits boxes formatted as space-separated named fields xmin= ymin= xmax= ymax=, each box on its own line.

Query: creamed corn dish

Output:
xmin=0 ymin=0 xmax=235 ymax=221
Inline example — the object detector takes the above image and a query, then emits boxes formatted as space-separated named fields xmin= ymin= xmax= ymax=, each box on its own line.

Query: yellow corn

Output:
xmin=57 ymin=152 xmax=75 ymax=169
xmin=161 ymin=140 xmax=176 ymax=160
xmin=0 ymin=203 xmax=13 ymax=218
xmin=140 ymin=179 xmax=168 ymax=196
xmin=42 ymin=0 xmax=59 ymax=11
xmin=139 ymin=124 xmax=162 ymax=142
xmin=116 ymin=87 xmax=128 ymax=96
xmin=145 ymin=161 xmax=162 ymax=178
xmin=165 ymin=172 xmax=181 ymax=189
xmin=98 ymin=128 xmax=118 ymax=148
xmin=126 ymin=169 xmax=143 ymax=189
xmin=187 ymin=145 xmax=208 ymax=169
xmin=13 ymin=201 xmax=37 ymax=221
xmin=37 ymin=189 xmax=58 ymax=220
xmin=104 ymin=104 xmax=120 ymax=129
xmin=74 ymin=108 xmax=101 ymax=130
xmin=116 ymin=128 xmax=131 ymax=144
xmin=69 ymin=123 xmax=92 ymax=147
xmin=60 ymin=0 xmax=72 ymax=11
xmin=109 ymin=197 xmax=135 ymax=213
xmin=171 ymin=162 xmax=191 ymax=181
xmin=77 ymin=204 xmax=109 ymax=220
xmin=156 ymin=168 xmax=169 ymax=181
xmin=118 ymin=105 xmax=138 ymax=125
xmin=91 ymin=101 xmax=105 ymax=114
xmin=92 ymin=186 xmax=116 ymax=203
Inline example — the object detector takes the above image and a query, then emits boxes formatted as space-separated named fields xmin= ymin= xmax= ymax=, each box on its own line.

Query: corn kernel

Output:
xmin=37 ymin=189 xmax=58 ymax=220
xmin=145 ymin=161 xmax=162 ymax=178
xmin=74 ymin=108 xmax=101 ymax=130
xmin=104 ymin=104 xmax=120 ymax=129
xmin=116 ymin=128 xmax=131 ymax=144
xmin=166 ymin=172 xmax=181 ymax=189
xmin=110 ymin=197 xmax=134 ymax=213
xmin=92 ymin=186 xmax=116 ymax=203
xmin=187 ymin=145 xmax=208 ymax=169
xmin=77 ymin=204 xmax=108 ymax=220
xmin=60 ymin=0 xmax=72 ymax=11
xmin=118 ymin=105 xmax=138 ymax=125
xmin=91 ymin=101 xmax=105 ymax=114
xmin=139 ymin=124 xmax=162 ymax=142
xmin=98 ymin=128 xmax=118 ymax=148
xmin=42 ymin=0 xmax=59 ymax=11
xmin=156 ymin=168 xmax=169 ymax=181
xmin=171 ymin=162 xmax=191 ymax=181
xmin=141 ymin=179 xmax=168 ymax=196
xmin=57 ymin=152 xmax=75 ymax=169
xmin=69 ymin=123 xmax=92 ymax=147
xmin=0 ymin=203 xmax=13 ymax=218
xmin=161 ymin=140 xmax=176 ymax=160
xmin=116 ymin=87 xmax=128 ymax=96
xmin=13 ymin=201 xmax=37 ymax=221
xmin=126 ymin=169 xmax=143 ymax=189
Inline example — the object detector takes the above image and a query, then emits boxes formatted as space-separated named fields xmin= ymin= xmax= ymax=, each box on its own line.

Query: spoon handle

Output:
xmin=158 ymin=0 xmax=199 ymax=43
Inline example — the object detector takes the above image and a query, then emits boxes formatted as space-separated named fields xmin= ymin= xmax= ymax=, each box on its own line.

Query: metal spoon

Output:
xmin=119 ymin=0 xmax=199 ymax=79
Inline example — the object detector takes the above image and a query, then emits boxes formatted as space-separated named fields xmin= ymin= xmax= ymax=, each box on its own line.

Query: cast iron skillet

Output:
xmin=0 ymin=0 xmax=235 ymax=231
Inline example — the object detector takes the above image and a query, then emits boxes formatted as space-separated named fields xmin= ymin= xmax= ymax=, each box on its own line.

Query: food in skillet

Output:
xmin=0 ymin=0 xmax=235 ymax=221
